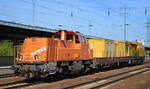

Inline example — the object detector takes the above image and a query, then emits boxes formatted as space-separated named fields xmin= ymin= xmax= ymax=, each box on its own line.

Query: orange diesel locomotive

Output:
xmin=15 ymin=30 xmax=93 ymax=77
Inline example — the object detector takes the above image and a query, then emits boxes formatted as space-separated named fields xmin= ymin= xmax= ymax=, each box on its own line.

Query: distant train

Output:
xmin=14 ymin=30 xmax=145 ymax=78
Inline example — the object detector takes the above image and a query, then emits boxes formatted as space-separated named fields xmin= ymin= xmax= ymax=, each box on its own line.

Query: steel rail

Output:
xmin=63 ymin=65 xmax=150 ymax=89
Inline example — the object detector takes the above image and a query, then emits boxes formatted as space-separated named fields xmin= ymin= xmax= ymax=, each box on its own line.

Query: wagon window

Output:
xmin=75 ymin=35 xmax=80 ymax=43
xmin=126 ymin=45 xmax=128 ymax=54
xmin=66 ymin=34 xmax=73 ymax=41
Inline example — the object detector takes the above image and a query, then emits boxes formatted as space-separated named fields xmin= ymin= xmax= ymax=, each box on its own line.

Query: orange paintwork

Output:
xmin=16 ymin=31 xmax=93 ymax=63
xmin=17 ymin=38 xmax=50 ymax=62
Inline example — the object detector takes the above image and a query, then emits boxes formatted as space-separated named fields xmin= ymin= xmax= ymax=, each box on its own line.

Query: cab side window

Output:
xmin=75 ymin=35 xmax=80 ymax=43
xmin=80 ymin=36 xmax=86 ymax=43
xmin=54 ymin=34 xmax=60 ymax=39
xmin=66 ymin=34 xmax=73 ymax=41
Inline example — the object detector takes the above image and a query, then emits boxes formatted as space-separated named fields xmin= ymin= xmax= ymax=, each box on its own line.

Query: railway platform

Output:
xmin=0 ymin=66 xmax=14 ymax=75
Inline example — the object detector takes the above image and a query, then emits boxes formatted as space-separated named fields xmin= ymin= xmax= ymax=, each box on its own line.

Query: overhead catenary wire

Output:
xmin=93 ymin=1 xmax=145 ymax=33
xmin=19 ymin=0 xmax=136 ymax=28
xmin=0 ymin=0 xmax=148 ymax=41
xmin=0 ymin=4 xmax=120 ymax=29
xmin=42 ymin=0 xmax=106 ymax=16
xmin=93 ymin=0 xmax=142 ymax=23
xmin=19 ymin=0 xmax=103 ymax=26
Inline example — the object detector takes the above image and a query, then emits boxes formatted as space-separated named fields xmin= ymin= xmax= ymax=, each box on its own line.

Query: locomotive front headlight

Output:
xmin=19 ymin=55 xmax=23 ymax=61
xmin=34 ymin=55 xmax=39 ymax=61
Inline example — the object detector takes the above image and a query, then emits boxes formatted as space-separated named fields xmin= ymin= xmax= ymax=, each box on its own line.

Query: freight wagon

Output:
xmin=87 ymin=39 xmax=145 ymax=68
xmin=14 ymin=30 xmax=145 ymax=78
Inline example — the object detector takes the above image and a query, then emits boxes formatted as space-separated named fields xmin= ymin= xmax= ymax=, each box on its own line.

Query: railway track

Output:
xmin=0 ymin=79 xmax=44 ymax=89
xmin=0 ymin=60 xmax=150 ymax=89
xmin=0 ymin=74 xmax=15 ymax=78
xmin=0 ymin=59 xmax=149 ymax=79
xmin=63 ymin=66 xmax=150 ymax=89
xmin=0 ymin=66 xmax=15 ymax=78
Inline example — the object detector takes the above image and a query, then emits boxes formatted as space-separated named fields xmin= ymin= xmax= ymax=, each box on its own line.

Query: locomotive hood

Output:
xmin=17 ymin=37 xmax=49 ymax=63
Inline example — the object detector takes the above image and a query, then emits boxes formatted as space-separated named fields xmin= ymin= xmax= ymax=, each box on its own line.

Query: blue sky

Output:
xmin=0 ymin=0 xmax=149 ymax=44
